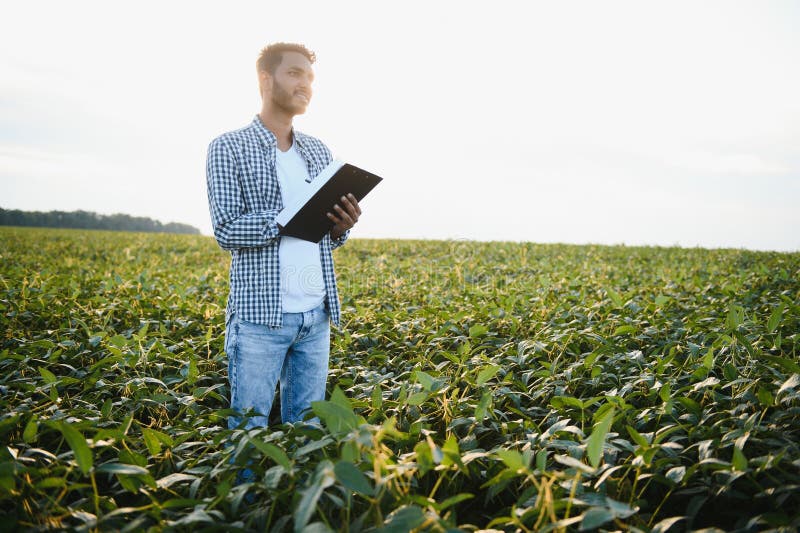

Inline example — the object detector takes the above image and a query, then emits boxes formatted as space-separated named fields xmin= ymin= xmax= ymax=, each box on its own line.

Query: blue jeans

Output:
xmin=224 ymin=302 xmax=330 ymax=428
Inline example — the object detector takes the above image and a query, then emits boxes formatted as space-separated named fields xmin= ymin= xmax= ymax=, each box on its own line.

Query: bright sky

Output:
xmin=2 ymin=1 xmax=798 ymax=251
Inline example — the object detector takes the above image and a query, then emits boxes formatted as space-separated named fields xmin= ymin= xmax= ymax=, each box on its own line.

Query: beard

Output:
xmin=271 ymin=79 xmax=308 ymax=115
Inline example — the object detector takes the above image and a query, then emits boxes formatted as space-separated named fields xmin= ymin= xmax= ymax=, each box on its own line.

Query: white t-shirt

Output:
xmin=275 ymin=142 xmax=326 ymax=313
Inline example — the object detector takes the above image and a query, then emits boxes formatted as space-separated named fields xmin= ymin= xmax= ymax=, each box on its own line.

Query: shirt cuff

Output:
xmin=264 ymin=220 xmax=281 ymax=243
xmin=331 ymin=228 xmax=350 ymax=249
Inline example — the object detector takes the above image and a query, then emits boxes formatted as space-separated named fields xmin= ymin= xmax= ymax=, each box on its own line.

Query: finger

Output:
xmin=347 ymin=194 xmax=362 ymax=216
xmin=339 ymin=195 xmax=356 ymax=215
xmin=340 ymin=198 xmax=359 ymax=222
xmin=339 ymin=196 xmax=359 ymax=221
xmin=327 ymin=211 xmax=343 ymax=225
xmin=333 ymin=204 xmax=354 ymax=227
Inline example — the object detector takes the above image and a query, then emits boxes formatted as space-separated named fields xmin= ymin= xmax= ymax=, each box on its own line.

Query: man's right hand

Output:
xmin=328 ymin=193 xmax=361 ymax=239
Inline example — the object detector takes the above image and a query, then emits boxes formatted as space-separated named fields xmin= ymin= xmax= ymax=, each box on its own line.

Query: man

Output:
xmin=206 ymin=42 xmax=361 ymax=428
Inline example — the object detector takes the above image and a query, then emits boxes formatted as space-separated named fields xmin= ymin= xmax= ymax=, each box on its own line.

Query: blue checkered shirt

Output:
xmin=206 ymin=116 xmax=349 ymax=327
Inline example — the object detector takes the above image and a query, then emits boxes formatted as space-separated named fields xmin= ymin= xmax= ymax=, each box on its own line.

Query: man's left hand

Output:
xmin=328 ymin=193 xmax=361 ymax=239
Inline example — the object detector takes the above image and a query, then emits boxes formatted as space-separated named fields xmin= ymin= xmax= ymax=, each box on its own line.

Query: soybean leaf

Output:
xmin=666 ymin=466 xmax=686 ymax=484
xmin=468 ymin=324 xmax=488 ymax=338
xmin=475 ymin=390 xmax=492 ymax=420
xmin=100 ymin=399 xmax=113 ymax=418
xmin=613 ymin=325 xmax=636 ymax=336
xmin=441 ymin=434 xmax=464 ymax=470
xmin=536 ymin=450 xmax=547 ymax=472
xmin=294 ymin=461 xmax=334 ymax=532
xmin=764 ymin=355 xmax=800 ymax=374
xmin=156 ymin=473 xmax=198 ymax=489
xmin=334 ymin=460 xmax=374 ymax=496
xmin=371 ymin=385 xmax=383 ymax=409
xmin=249 ymin=438 xmax=291 ymax=471
xmin=407 ymin=392 xmax=428 ymax=406
xmin=497 ymin=449 xmax=525 ymax=471
xmin=414 ymin=440 xmax=434 ymax=476
xmin=414 ymin=370 xmax=435 ymax=391
xmin=726 ymin=304 xmax=745 ymax=331
xmin=476 ymin=365 xmax=501 ymax=386
xmin=551 ymin=395 xmax=584 ymax=409
xmin=767 ymin=303 xmax=784 ymax=333
xmin=35 ymin=478 xmax=66 ymax=489
xmin=627 ymin=426 xmax=650 ymax=448
xmin=303 ymin=524 xmax=333 ymax=533
xmin=141 ymin=428 xmax=162 ymax=455
xmin=312 ymin=400 xmax=361 ymax=434
xmin=702 ymin=349 xmax=714 ymax=370
xmin=732 ymin=447 xmax=748 ymax=471
xmin=607 ymin=288 xmax=623 ymax=308
xmin=382 ymin=505 xmax=425 ymax=533
xmin=756 ymin=387 xmax=774 ymax=407
xmin=96 ymin=463 xmax=150 ymax=476
xmin=605 ymin=497 xmax=637 ymax=518
xmin=580 ymin=508 xmax=614 ymax=531
xmin=438 ymin=492 xmax=474 ymax=511
xmin=659 ymin=383 xmax=671 ymax=403
xmin=22 ymin=417 xmax=38 ymax=443
xmin=330 ymin=386 xmax=354 ymax=410
xmin=52 ymin=421 xmax=93 ymax=475
xmin=39 ymin=367 xmax=57 ymax=384
xmin=651 ymin=516 xmax=687 ymax=533
xmin=587 ymin=408 xmax=615 ymax=468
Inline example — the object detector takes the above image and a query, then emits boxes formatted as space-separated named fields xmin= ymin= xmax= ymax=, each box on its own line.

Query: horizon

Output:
xmin=3 ymin=217 xmax=797 ymax=255
xmin=2 ymin=1 xmax=799 ymax=253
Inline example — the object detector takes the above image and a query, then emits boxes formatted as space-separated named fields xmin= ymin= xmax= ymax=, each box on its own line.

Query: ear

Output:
xmin=258 ymin=69 xmax=272 ymax=96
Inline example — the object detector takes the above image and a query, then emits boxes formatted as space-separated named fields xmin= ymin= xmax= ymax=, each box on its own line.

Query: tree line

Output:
xmin=0 ymin=208 xmax=200 ymax=235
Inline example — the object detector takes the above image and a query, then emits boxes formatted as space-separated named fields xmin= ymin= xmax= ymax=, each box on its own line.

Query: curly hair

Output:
xmin=256 ymin=42 xmax=316 ymax=74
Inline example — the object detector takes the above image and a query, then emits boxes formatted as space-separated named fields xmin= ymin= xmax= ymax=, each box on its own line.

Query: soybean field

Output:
xmin=1 ymin=226 xmax=799 ymax=532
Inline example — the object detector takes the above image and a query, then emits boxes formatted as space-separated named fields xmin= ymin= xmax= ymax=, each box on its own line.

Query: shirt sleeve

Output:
xmin=206 ymin=137 xmax=279 ymax=251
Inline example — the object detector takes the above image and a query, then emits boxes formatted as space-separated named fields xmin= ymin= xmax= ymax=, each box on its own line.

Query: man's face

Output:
xmin=263 ymin=51 xmax=314 ymax=116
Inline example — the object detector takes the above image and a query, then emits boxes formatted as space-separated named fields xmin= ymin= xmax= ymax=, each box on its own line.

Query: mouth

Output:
xmin=295 ymin=92 xmax=310 ymax=103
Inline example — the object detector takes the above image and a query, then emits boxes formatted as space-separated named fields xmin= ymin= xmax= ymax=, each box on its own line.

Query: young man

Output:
xmin=206 ymin=43 xmax=361 ymax=428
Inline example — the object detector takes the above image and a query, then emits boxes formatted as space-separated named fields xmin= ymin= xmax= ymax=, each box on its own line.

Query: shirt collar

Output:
xmin=252 ymin=115 xmax=307 ymax=152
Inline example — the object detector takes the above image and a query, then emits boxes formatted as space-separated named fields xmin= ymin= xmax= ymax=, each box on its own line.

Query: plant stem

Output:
xmin=562 ymin=470 xmax=581 ymax=525
xmin=90 ymin=470 xmax=100 ymax=531
xmin=647 ymin=487 xmax=674 ymax=527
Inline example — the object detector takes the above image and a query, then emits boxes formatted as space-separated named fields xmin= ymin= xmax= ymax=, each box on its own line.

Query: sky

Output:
xmin=2 ymin=1 xmax=799 ymax=252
